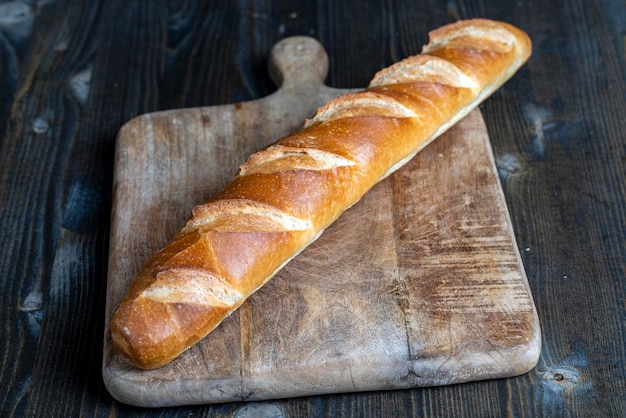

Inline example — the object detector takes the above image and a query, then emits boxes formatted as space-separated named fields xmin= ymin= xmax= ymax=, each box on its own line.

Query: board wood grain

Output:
xmin=102 ymin=36 xmax=540 ymax=407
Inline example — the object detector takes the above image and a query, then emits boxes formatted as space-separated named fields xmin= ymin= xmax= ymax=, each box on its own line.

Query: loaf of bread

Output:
xmin=110 ymin=18 xmax=532 ymax=369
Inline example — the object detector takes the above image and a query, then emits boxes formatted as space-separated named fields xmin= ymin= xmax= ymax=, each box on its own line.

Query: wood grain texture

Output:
xmin=0 ymin=0 xmax=624 ymax=416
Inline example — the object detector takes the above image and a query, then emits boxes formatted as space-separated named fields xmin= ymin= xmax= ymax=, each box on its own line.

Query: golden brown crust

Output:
xmin=110 ymin=19 xmax=532 ymax=369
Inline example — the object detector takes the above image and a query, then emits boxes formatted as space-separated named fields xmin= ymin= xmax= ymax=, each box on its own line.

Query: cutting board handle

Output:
xmin=268 ymin=36 xmax=330 ymax=89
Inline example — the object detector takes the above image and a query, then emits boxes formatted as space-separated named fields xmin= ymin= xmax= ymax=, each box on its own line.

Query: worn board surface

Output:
xmin=103 ymin=37 xmax=540 ymax=407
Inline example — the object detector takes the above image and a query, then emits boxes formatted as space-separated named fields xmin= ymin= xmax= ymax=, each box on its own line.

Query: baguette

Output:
xmin=110 ymin=18 xmax=532 ymax=369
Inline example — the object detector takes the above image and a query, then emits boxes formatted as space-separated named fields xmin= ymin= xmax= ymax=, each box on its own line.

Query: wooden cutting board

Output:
xmin=103 ymin=36 xmax=540 ymax=407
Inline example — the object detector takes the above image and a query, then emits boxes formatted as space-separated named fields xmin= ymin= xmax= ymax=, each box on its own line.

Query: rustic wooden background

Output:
xmin=0 ymin=0 xmax=624 ymax=416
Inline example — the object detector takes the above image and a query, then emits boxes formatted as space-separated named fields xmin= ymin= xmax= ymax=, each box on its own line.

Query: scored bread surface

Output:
xmin=110 ymin=18 xmax=532 ymax=369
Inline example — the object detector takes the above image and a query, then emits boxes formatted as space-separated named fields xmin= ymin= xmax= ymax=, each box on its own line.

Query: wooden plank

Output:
xmin=103 ymin=36 xmax=539 ymax=407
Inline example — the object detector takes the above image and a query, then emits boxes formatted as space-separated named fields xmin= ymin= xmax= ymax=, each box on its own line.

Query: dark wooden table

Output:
xmin=1 ymin=0 xmax=624 ymax=416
